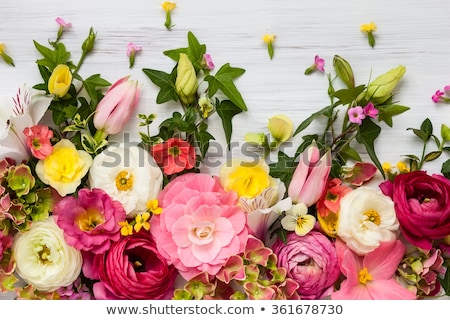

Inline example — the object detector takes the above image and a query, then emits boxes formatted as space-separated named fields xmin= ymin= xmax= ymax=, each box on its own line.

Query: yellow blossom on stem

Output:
xmin=360 ymin=22 xmax=377 ymax=48
xmin=0 ymin=42 xmax=15 ymax=66
xmin=146 ymin=199 xmax=163 ymax=215
xmin=118 ymin=220 xmax=133 ymax=236
xmin=134 ymin=212 xmax=151 ymax=232
xmin=262 ymin=34 xmax=276 ymax=60
xmin=161 ymin=2 xmax=176 ymax=30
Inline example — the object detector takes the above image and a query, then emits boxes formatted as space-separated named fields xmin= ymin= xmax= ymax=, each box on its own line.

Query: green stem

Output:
xmin=418 ymin=142 xmax=427 ymax=170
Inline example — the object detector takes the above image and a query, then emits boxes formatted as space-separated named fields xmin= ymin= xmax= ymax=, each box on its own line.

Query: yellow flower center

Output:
xmin=115 ymin=170 xmax=134 ymax=191
xmin=35 ymin=244 xmax=52 ymax=264
xmin=358 ymin=267 xmax=373 ymax=284
xmin=228 ymin=165 xmax=270 ymax=198
xmin=364 ymin=209 xmax=380 ymax=225
xmin=76 ymin=208 xmax=104 ymax=232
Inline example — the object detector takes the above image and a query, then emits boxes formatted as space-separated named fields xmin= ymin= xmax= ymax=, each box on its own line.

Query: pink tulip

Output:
xmin=93 ymin=76 xmax=140 ymax=135
xmin=288 ymin=141 xmax=331 ymax=207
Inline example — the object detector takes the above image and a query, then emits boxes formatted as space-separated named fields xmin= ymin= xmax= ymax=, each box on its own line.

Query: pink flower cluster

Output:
xmin=347 ymin=102 xmax=379 ymax=125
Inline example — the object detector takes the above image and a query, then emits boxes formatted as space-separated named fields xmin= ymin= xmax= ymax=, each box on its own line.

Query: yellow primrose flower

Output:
xmin=396 ymin=161 xmax=409 ymax=173
xmin=262 ymin=34 xmax=276 ymax=60
xmin=134 ymin=212 xmax=151 ymax=232
xmin=219 ymin=158 xmax=271 ymax=198
xmin=119 ymin=220 xmax=133 ymax=236
xmin=267 ymin=114 xmax=294 ymax=144
xmin=382 ymin=162 xmax=392 ymax=173
xmin=35 ymin=139 xmax=92 ymax=196
xmin=48 ymin=64 xmax=72 ymax=98
xmin=281 ymin=203 xmax=316 ymax=236
xmin=161 ymin=2 xmax=176 ymax=30
xmin=360 ymin=22 xmax=377 ymax=33
xmin=146 ymin=199 xmax=163 ymax=215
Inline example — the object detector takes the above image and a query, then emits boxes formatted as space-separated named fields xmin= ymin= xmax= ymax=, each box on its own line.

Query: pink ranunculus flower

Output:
xmin=23 ymin=124 xmax=53 ymax=159
xmin=380 ymin=171 xmax=450 ymax=250
xmin=85 ymin=231 xmax=177 ymax=300
xmin=54 ymin=188 xmax=126 ymax=254
xmin=272 ymin=231 xmax=340 ymax=300
xmin=151 ymin=173 xmax=249 ymax=280
xmin=93 ymin=76 xmax=140 ymax=136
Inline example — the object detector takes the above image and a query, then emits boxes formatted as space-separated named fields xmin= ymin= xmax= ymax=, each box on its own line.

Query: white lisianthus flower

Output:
xmin=12 ymin=217 xmax=82 ymax=292
xmin=337 ymin=186 xmax=400 ymax=255
xmin=88 ymin=143 xmax=163 ymax=217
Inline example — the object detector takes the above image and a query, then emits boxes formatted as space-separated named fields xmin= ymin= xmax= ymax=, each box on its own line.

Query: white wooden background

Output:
xmin=1 ymin=0 xmax=450 ymax=299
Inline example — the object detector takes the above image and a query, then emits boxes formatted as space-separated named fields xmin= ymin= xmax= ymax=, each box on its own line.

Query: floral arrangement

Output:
xmin=0 ymin=14 xmax=449 ymax=301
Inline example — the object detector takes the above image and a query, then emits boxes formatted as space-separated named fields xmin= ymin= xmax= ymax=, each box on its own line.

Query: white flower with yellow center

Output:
xmin=337 ymin=186 xmax=400 ymax=255
xmin=12 ymin=217 xmax=82 ymax=292
xmin=88 ymin=143 xmax=163 ymax=217
xmin=281 ymin=203 xmax=316 ymax=236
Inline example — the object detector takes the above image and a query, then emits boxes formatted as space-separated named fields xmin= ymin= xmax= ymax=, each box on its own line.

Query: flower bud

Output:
xmin=48 ymin=64 xmax=72 ymax=98
xmin=365 ymin=65 xmax=406 ymax=104
xmin=267 ymin=114 xmax=293 ymax=143
xmin=82 ymin=27 xmax=96 ymax=54
xmin=333 ymin=55 xmax=355 ymax=89
xmin=175 ymin=53 xmax=198 ymax=105
xmin=93 ymin=76 xmax=140 ymax=135
xmin=244 ymin=132 xmax=267 ymax=146
xmin=441 ymin=124 xmax=450 ymax=142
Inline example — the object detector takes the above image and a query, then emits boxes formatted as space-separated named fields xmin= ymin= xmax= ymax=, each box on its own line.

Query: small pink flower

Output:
xmin=126 ymin=42 xmax=142 ymax=57
xmin=23 ymin=125 xmax=53 ymax=160
xmin=432 ymin=90 xmax=444 ymax=103
xmin=347 ymin=106 xmax=365 ymax=125
xmin=55 ymin=17 xmax=72 ymax=28
xmin=314 ymin=55 xmax=325 ymax=72
xmin=363 ymin=102 xmax=378 ymax=119
xmin=444 ymin=85 xmax=450 ymax=93
xmin=54 ymin=188 xmax=126 ymax=254
xmin=203 ymin=53 xmax=215 ymax=70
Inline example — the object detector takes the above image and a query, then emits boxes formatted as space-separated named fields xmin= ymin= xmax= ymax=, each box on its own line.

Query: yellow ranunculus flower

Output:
xmin=35 ymin=139 xmax=92 ymax=196
xmin=219 ymin=159 xmax=271 ymax=198
xmin=48 ymin=64 xmax=72 ymax=98
xmin=267 ymin=114 xmax=293 ymax=143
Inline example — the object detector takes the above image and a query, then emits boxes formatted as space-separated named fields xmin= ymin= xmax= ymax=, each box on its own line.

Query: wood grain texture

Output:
xmin=1 ymin=0 xmax=449 ymax=299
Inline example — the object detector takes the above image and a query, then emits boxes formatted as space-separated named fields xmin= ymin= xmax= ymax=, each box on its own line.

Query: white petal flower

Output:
xmin=12 ymin=217 xmax=82 ymax=292
xmin=337 ymin=186 xmax=400 ymax=255
xmin=88 ymin=143 xmax=163 ymax=217
xmin=0 ymin=85 xmax=52 ymax=163
xmin=281 ymin=203 xmax=316 ymax=236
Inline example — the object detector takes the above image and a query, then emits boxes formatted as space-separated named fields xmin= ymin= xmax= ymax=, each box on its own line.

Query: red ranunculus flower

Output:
xmin=380 ymin=171 xmax=450 ymax=250
xmin=150 ymin=137 xmax=196 ymax=175
xmin=86 ymin=231 xmax=178 ymax=300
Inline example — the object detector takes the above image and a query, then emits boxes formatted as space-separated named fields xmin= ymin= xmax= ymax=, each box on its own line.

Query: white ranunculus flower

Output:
xmin=12 ymin=217 xmax=82 ymax=292
xmin=337 ymin=186 xmax=400 ymax=255
xmin=88 ymin=143 xmax=163 ymax=217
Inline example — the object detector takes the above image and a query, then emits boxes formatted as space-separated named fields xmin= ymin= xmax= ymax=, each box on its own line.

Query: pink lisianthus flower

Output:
xmin=150 ymin=137 xmax=196 ymax=175
xmin=151 ymin=173 xmax=249 ymax=280
xmin=23 ymin=125 xmax=53 ymax=159
xmin=331 ymin=239 xmax=417 ymax=300
xmin=54 ymin=188 xmax=126 ymax=254
xmin=272 ymin=231 xmax=340 ymax=300
xmin=347 ymin=106 xmax=365 ymax=125
xmin=84 ymin=231 xmax=177 ymax=300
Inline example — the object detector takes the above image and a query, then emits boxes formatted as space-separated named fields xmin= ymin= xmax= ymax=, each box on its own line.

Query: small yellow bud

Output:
xmin=365 ymin=65 xmax=406 ymax=104
xmin=267 ymin=114 xmax=293 ymax=143
xmin=175 ymin=53 xmax=198 ymax=106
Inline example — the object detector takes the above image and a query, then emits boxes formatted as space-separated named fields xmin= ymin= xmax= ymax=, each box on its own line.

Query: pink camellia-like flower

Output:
xmin=23 ymin=125 xmax=53 ymax=159
xmin=85 ymin=231 xmax=177 ymax=300
xmin=272 ymin=231 xmax=340 ymax=300
xmin=380 ymin=170 xmax=450 ymax=250
xmin=151 ymin=173 xmax=248 ymax=280
xmin=150 ymin=137 xmax=196 ymax=175
xmin=54 ymin=188 xmax=126 ymax=254
xmin=93 ymin=76 xmax=140 ymax=135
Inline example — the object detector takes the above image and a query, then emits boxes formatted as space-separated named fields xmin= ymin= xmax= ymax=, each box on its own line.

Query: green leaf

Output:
xmin=407 ymin=128 xmax=430 ymax=142
xmin=424 ymin=151 xmax=442 ymax=162
xmin=420 ymin=118 xmax=433 ymax=136
xmin=293 ymin=105 xmax=333 ymax=136
xmin=339 ymin=144 xmax=362 ymax=162
xmin=164 ymin=31 xmax=206 ymax=71
xmin=377 ymin=104 xmax=410 ymax=127
xmin=269 ymin=151 xmax=297 ymax=187
xmin=33 ymin=41 xmax=70 ymax=70
xmin=439 ymin=265 xmax=450 ymax=295
xmin=216 ymin=100 xmax=243 ymax=148
xmin=441 ymin=159 xmax=450 ymax=179
xmin=205 ymin=63 xmax=247 ymax=111
xmin=142 ymin=68 xmax=178 ymax=104
xmin=356 ymin=119 xmax=385 ymax=178
xmin=195 ymin=126 xmax=215 ymax=159
xmin=331 ymin=85 xmax=366 ymax=106
xmin=83 ymin=74 xmax=111 ymax=108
